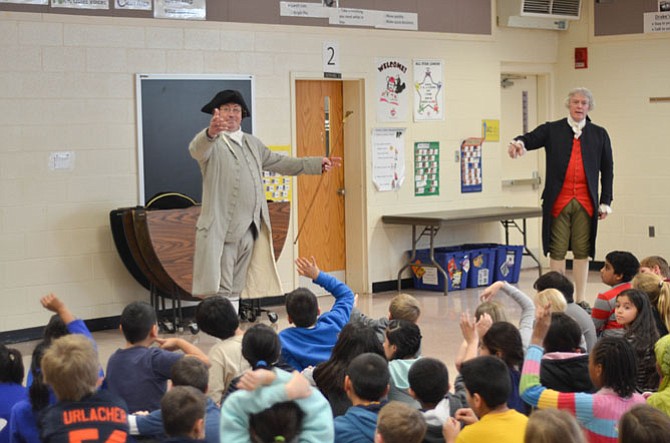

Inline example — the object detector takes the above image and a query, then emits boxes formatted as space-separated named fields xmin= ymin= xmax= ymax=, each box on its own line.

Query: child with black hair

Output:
xmin=618 ymin=404 xmax=670 ymax=443
xmin=221 ymin=367 xmax=333 ymax=442
xmin=128 ymin=358 xmax=220 ymax=443
xmin=334 ymin=353 xmax=390 ymax=443
xmin=375 ymin=401 xmax=427 ymax=443
xmin=0 ymin=344 xmax=26 ymax=443
xmin=8 ymin=342 xmax=51 ymax=443
xmin=195 ymin=296 xmax=250 ymax=404
xmin=478 ymin=322 xmax=529 ymax=415
xmin=614 ymin=288 xmax=660 ymax=392
xmin=540 ymin=313 xmax=595 ymax=393
xmin=408 ymin=358 xmax=466 ymax=443
xmin=592 ymin=251 xmax=640 ymax=337
xmin=311 ymin=322 xmax=385 ymax=416
xmin=105 ymin=301 xmax=209 ymax=412
xmin=249 ymin=401 xmax=304 ymax=443
xmin=160 ymin=386 xmax=207 ymax=443
xmin=534 ymin=271 xmax=597 ymax=352
xmin=39 ymin=335 xmax=129 ymax=443
xmin=442 ymin=356 xmax=528 ymax=443
xmin=520 ymin=305 xmax=645 ymax=443
xmin=279 ymin=256 xmax=355 ymax=371
xmin=383 ymin=319 xmax=422 ymax=408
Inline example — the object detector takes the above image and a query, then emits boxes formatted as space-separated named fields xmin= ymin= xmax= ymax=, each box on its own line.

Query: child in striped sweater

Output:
xmin=520 ymin=305 xmax=645 ymax=443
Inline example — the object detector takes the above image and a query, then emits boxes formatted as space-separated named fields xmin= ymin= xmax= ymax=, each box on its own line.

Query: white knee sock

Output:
xmin=572 ymin=258 xmax=590 ymax=304
xmin=550 ymin=258 xmax=566 ymax=275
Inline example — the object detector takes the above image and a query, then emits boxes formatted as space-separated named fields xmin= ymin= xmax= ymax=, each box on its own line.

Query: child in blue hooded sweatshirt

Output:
xmin=334 ymin=353 xmax=390 ymax=443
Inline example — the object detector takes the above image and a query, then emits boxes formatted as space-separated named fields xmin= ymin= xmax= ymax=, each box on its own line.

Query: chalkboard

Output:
xmin=136 ymin=74 xmax=254 ymax=204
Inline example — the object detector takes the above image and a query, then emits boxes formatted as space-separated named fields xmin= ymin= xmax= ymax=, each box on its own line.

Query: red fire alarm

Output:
xmin=575 ymin=47 xmax=588 ymax=69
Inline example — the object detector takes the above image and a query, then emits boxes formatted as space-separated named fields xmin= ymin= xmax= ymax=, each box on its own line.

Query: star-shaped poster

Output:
xmin=413 ymin=59 xmax=444 ymax=121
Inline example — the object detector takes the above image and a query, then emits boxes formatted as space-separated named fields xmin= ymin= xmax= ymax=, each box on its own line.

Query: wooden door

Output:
xmin=296 ymin=80 xmax=346 ymax=272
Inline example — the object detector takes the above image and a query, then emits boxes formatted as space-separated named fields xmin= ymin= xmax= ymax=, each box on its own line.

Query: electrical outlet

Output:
xmin=649 ymin=226 xmax=656 ymax=238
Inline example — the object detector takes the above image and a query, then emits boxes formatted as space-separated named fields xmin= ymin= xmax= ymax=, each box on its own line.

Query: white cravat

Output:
xmin=224 ymin=128 xmax=244 ymax=145
xmin=567 ymin=116 xmax=585 ymax=139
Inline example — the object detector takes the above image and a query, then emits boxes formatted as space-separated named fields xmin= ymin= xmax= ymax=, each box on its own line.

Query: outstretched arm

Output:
xmin=41 ymin=293 xmax=75 ymax=325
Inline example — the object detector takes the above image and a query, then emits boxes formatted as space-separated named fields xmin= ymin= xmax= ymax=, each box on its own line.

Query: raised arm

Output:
xmin=155 ymin=337 xmax=210 ymax=367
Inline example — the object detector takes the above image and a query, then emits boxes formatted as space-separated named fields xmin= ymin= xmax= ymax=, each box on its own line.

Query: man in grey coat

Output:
xmin=189 ymin=90 xmax=340 ymax=311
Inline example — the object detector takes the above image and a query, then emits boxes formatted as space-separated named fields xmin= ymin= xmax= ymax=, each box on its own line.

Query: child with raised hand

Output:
xmin=647 ymin=334 xmax=670 ymax=415
xmin=0 ymin=345 xmax=26 ymax=443
xmin=614 ymin=289 xmax=660 ymax=392
xmin=520 ymin=304 xmax=645 ymax=443
xmin=349 ymin=292 xmax=421 ymax=344
xmin=631 ymin=271 xmax=670 ymax=336
xmin=618 ymin=404 xmax=670 ymax=443
xmin=592 ymin=251 xmax=640 ymax=337
xmin=221 ymin=367 xmax=333 ymax=443
xmin=279 ymin=256 xmax=355 ymax=371
xmin=383 ymin=319 xmax=423 ymax=408
xmin=524 ymin=409 xmax=586 ymax=443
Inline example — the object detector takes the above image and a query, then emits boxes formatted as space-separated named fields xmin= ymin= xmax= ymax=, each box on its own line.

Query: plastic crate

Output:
xmin=460 ymin=244 xmax=497 ymax=288
xmin=410 ymin=247 xmax=470 ymax=292
xmin=494 ymin=245 xmax=524 ymax=283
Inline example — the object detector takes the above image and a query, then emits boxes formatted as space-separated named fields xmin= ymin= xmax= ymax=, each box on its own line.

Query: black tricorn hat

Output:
xmin=201 ymin=89 xmax=251 ymax=118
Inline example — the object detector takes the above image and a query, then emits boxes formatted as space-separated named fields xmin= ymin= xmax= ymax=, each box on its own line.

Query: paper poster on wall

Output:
xmin=372 ymin=128 xmax=405 ymax=191
xmin=482 ymin=119 xmax=500 ymax=142
xmin=461 ymin=137 xmax=484 ymax=193
xmin=263 ymin=146 xmax=293 ymax=203
xmin=0 ymin=0 xmax=47 ymax=4
xmin=154 ymin=0 xmax=206 ymax=20
xmin=114 ymin=0 xmax=151 ymax=10
xmin=414 ymin=142 xmax=439 ymax=196
xmin=413 ymin=60 xmax=443 ymax=121
xmin=51 ymin=0 xmax=108 ymax=9
xmin=376 ymin=58 xmax=410 ymax=122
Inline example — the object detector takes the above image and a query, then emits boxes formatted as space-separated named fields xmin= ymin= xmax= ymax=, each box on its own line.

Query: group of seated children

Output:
xmin=4 ymin=253 xmax=670 ymax=443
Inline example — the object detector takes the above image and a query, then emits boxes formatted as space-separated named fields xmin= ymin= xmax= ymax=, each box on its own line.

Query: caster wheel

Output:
xmin=267 ymin=312 xmax=278 ymax=323
xmin=188 ymin=322 xmax=199 ymax=335
xmin=160 ymin=320 xmax=175 ymax=334
xmin=248 ymin=313 xmax=257 ymax=323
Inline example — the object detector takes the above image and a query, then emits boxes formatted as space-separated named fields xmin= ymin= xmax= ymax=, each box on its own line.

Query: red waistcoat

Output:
xmin=552 ymin=138 xmax=594 ymax=217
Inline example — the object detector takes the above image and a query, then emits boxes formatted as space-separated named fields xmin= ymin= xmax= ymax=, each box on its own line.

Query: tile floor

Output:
xmin=11 ymin=268 xmax=607 ymax=384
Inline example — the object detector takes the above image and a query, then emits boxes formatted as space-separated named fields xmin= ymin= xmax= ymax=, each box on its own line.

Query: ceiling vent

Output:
xmin=498 ymin=0 xmax=581 ymax=30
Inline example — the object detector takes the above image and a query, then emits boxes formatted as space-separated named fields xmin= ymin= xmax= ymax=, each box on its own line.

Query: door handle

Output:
xmin=337 ymin=188 xmax=346 ymax=196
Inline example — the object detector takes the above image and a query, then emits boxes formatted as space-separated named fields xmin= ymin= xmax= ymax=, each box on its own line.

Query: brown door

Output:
xmin=295 ymin=80 xmax=346 ymax=272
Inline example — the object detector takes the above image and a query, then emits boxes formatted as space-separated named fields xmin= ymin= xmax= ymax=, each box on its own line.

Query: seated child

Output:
xmin=249 ymin=401 xmax=304 ymax=443
xmin=375 ymin=401 xmax=427 ymax=443
xmin=195 ymin=296 xmax=250 ymax=404
xmin=520 ymin=306 xmax=645 ymax=443
xmin=160 ymin=386 xmax=207 ymax=442
xmin=591 ymin=251 xmax=639 ymax=337
xmin=279 ymin=256 xmax=355 ymax=371
xmin=8 ymin=342 xmax=51 ymax=443
xmin=647 ymin=335 xmax=670 ymax=415
xmin=39 ymin=335 xmax=129 ymax=443
xmin=618 ymin=404 xmax=670 ymax=443
xmin=442 ymin=355 xmax=528 ymax=443
xmin=384 ymin=320 xmax=423 ymax=408
xmin=632 ymin=272 xmax=670 ymax=336
xmin=221 ymin=368 xmax=333 ymax=442
xmin=534 ymin=271 xmax=597 ymax=352
xmin=312 ymin=322 xmax=385 ymax=416
xmin=334 ymin=353 xmax=390 ymax=443
xmin=639 ymin=255 xmax=670 ymax=281
xmin=408 ymin=358 xmax=466 ymax=443
xmin=0 ymin=345 xmax=26 ymax=443
xmin=128 ymin=357 xmax=220 ymax=443
xmin=105 ymin=301 xmax=209 ymax=412
xmin=540 ymin=313 xmax=595 ymax=393
xmin=349 ymin=293 xmax=421 ymax=343
xmin=524 ymin=409 xmax=585 ymax=443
